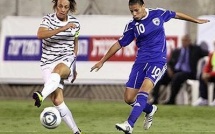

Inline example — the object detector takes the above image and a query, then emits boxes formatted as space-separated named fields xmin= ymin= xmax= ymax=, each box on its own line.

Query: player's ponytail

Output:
xmin=69 ymin=0 xmax=77 ymax=13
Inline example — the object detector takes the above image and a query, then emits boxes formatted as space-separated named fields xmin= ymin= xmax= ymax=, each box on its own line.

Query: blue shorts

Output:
xmin=126 ymin=62 xmax=167 ymax=89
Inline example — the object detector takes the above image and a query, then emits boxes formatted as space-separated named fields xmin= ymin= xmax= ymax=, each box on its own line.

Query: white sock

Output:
xmin=41 ymin=73 xmax=61 ymax=100
xmin=55 ymin=102 xmax=79 ymax=133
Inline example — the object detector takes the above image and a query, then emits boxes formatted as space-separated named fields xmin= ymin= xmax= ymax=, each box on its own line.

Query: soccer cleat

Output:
xmin=143 ymin=104 xmax=157 ymax=130
xmin=210 ymin=99 xmax=215 ymax=106
xmin=32 ymin=91 xmax=43 ymax=108
xmin=74 ymin=128 xmax=82 ymax=134
xmin=115 ymin=121 xmax=133 ymax=134
xmin=192 ymin=97 xmax=208 ymax=106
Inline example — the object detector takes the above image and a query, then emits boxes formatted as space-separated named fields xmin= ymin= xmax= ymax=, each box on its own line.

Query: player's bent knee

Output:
xmin=124 ymin=97 xmax=135 ymax=105
xmin=52 ymin=97 xmax=64 ymax=106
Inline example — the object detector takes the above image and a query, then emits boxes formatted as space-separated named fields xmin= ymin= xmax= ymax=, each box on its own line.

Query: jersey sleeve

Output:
xmin=157 ymin=8 xmax=176 ymax=22
xmin=74 ymin=20 xmax=80 ymax=38
xmin=118 ymin=23 xmax=135 ymax=47
xmin=40 ymin=14 xmax=51 ymax=28
xmin=69 ymin=16 xmax=81 ymax=37
xmin=74 ymin=28 xmax=80 ymax=38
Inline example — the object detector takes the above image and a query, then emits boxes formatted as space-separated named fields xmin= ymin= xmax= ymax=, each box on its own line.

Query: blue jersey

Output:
xmin=119 ymin=8 xmax=176 ymax=63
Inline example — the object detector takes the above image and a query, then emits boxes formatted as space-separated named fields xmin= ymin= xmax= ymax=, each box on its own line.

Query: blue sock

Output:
xmin=128 ymin=100 xmax=136 ymax=107
xmin=129 ymin=100 xmax=152 ymax=114
xmin=127 ymin=92 xmax=148 ymax=127
xmin=143 ymin=103 xmax=153 ymax=114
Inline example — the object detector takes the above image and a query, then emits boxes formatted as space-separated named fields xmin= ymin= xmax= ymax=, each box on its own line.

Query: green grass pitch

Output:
xmin=0 ymin=99 xmax=215 ymax=134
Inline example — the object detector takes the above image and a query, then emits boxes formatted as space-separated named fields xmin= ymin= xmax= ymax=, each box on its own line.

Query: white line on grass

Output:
xmin=0 ymin=131 xmax=37 ymax=133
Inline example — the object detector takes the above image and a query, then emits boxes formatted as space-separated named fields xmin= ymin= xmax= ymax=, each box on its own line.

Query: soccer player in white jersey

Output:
xmin=91 ymin=0 xmax=209 ymax=133
xmin=32 ymin=0 xmax=81 ymax=133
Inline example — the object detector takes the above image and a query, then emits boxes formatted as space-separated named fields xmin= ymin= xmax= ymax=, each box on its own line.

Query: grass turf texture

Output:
xmin=0 ymin=99 xmax=215 ymax=134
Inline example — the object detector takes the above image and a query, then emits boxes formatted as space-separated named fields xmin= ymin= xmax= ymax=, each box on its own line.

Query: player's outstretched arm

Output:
xmin=175 ymin=12 xmax=210 ymax=24
xmin=90 ymin=41 xmax=122 ymax=72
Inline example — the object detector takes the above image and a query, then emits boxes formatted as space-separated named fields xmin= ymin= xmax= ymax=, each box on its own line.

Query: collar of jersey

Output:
xmin=54 ymin=13 xmax=69 ymax=22
xmin=140 ymin=8 xmax=149 ymax=20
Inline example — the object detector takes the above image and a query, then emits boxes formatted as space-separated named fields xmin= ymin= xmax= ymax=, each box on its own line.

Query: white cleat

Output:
xmin=144 ymin=104 xmax=158 ymax=130
xmin=192 ymin=97 xmax=208 ymax=106
xmin=210 ymin=99 xmax=215 ymax=106
xmin=115 ymin=121 xmax=133 ymax=134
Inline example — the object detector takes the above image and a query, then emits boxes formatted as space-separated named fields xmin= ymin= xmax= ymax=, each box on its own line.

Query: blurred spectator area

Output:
xmin=0 ymin=0 xmax=215 ymax=39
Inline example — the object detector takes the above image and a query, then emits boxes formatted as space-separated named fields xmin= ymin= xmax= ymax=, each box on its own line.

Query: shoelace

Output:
xmin=147 ymin=116 xmax=153 ymax=122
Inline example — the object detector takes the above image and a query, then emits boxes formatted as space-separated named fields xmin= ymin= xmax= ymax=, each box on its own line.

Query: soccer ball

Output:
xmin=40 ymin=107 xmax=61 ymax=129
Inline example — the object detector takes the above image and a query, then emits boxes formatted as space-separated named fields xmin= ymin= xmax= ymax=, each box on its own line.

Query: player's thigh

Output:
xmin=127 ymin=62 xmax=166 ymax=90
xmin=145 ymin=62 xmax=167 ymax=86
xmin=54 ymin=56 xmax=76 ymax=81
xmin=139 ymin=78 xmax=154 ymax=93
xmin=140 ymin=62 xmax=167 ymax=92
xmin=53 ymin=63 xmax=71 ymax=78
xmin=126 ymin=63 xmax=147 ymax=89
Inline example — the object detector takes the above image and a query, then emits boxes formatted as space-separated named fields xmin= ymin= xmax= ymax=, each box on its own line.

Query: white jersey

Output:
xmin=39 ymin=13 xmax=80 ymax=67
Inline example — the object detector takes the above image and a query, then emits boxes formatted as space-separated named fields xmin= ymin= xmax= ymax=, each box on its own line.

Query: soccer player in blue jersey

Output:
xmin=90 ymin=0 xmax=209 ymax=133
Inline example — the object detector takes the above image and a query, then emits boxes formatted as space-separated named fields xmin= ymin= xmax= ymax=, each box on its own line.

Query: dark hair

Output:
xmin=129 ymin=0 xmax=144 ymax=6
xmin=52 ymin=0 xmax=77 ymax=12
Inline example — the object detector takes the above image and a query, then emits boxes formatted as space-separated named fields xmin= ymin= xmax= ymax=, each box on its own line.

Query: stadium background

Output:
xmin=0 ymin=0 xmax=215 ymax=103
xmin=0 ymin=0 xmax=215 ymax=40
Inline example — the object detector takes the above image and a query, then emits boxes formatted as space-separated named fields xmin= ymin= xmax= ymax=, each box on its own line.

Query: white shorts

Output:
xmin=41 ymin=56 xmax=76 ymax=89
